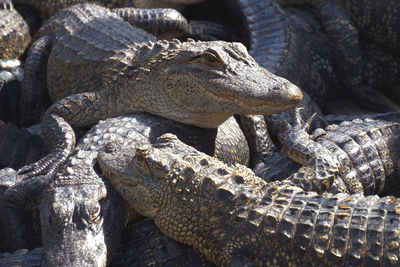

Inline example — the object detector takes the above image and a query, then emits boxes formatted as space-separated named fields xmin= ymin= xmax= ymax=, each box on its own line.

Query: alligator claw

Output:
xmin=17 ymin=153 xmax=66 ymax=179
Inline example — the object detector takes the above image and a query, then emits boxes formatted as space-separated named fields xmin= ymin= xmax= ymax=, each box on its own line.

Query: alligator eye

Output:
xmin=200 ymin=49 xmax=225 ymax=68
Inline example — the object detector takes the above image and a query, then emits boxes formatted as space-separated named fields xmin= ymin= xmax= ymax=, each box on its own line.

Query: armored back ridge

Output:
xmin=99 ymin=134 xmax=400 ymax=266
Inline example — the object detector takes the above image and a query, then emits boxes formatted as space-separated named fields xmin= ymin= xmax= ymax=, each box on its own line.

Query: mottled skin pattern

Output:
xmin=0 ymin=4 xmax=30 ymax=59
xmin=0 ymin=112 xmax=248 ymax=265
xmin=99 ymin=133 xmax=400 ymax=266
xmin=280 ymin=109 xmax=400 ymax=195
xmin=17 ymin=3 xmax=301 ymax=180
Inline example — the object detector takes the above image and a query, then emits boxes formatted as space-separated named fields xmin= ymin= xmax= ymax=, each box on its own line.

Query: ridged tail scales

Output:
xmin=280 ymin=108 xmax=400 ymax=195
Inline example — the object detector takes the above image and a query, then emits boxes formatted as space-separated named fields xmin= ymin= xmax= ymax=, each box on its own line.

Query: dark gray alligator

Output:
xmin=98 ymin=133 xmax=400 ymax=266
xmin=17 ymin=3 xmax=301 ymax=179
xmin=278 ymin=108 xmax=400 ymax=195
xmin=276 ymin=0 xmax=400 ymax=55
xmin=229 ymin=0 xmax=400 ymax=111
xmin=0 ymin=112 xmax=249 ymax=265
xmin=273 ymin=0 xmax=400 ymax=111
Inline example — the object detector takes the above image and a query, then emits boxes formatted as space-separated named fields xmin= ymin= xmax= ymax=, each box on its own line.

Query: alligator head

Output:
xmin=123 ymin=39 xmax=302 ymax=128
xmin=97 ymin=134 xmax=200 ymax=218
xmin=40 ymin=174 xmax=126 ymax=267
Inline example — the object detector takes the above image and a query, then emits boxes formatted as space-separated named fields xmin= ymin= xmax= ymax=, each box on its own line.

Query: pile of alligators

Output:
xmin=1 ymin=0 xmax=400 ymax=266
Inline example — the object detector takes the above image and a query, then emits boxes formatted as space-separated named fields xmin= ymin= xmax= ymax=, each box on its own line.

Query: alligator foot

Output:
xmin=280 ymin=108 xmax=340 ymax=194
xmin=17 ymin=152 xmax=67 ymax=179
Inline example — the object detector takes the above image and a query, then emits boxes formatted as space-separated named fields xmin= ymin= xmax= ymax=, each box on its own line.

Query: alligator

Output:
xmin=98 ymin=133 xmax=400 ymax=266
xmin=275 ymin=0 xmax=400 ymax=55
xmin=17 ymin=2 xmax=300 ymax=180
xmin=277 ymin=108 xmax=400 ymax=195
xmin=0 ymin=218 xmax=215 ymax=267
xmin=0 ymin=112 xmax=249 ymax=265
xmin=279 ymin=0 xmax=400 ymax=110
xmin=228 ymin=0 xmax=400 ymax=111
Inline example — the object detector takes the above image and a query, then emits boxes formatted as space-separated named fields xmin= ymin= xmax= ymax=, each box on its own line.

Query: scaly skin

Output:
xmin=233 ymin=0 xmax=400 ymax=111
xmin=273 ymin=0 xmax=400 ymax=111
xmin=280 ymin=109 xmax=400 ymax=195
xmin=0 ymin=112 xmax=248 ymax=265
xmin=274 ymin=0 xmax=400 ymax=54
xmin=0 ymin=219 xmax=215 ymax=267
xmin=18 ymin=3 xmax=301 ymax=179
xmin=98 ymin=133 xmax=400 ymax=266
xmin=111 ymin=218 xmax=214 ymax=266
xmin=0 ymin=4 xmax=30 ymax=59
xmin=3 ymin=0 xmax=205 ymax=17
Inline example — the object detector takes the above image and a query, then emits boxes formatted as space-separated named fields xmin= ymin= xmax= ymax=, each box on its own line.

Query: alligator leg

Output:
xmin=18 ymin=90 xmax=121 ymax=178
xmin=316 ymin=0 xmax=394 ymax=112
xmin=279 ymin=109 xmax=341 ymax=194
xmin=20 ymin=35 xmax=52 ymax=126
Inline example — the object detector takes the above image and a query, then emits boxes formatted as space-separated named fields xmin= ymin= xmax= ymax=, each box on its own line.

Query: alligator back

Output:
xmin=34 ymin=3 xmax=156 ymax=101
